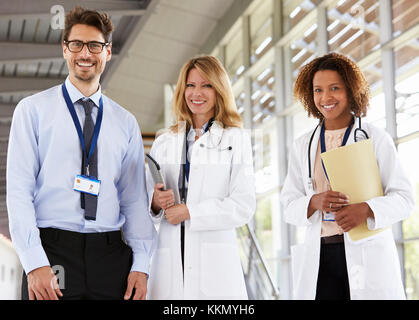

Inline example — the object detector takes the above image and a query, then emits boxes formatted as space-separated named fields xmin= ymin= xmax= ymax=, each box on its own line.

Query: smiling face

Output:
xmin=184 ymin=68 xmax=216 ymax=128
xmin=63 ymin=24 xmax=111 ymax=84
xmin=313 ymin=69 xmax=353 ymax=129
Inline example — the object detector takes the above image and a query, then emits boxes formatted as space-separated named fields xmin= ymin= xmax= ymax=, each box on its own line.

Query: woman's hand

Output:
xmin=151 ymin=183 xmax=175 ymax=214
xmin=164 ymin=204 xmax=190 ymax=225
xmin=308 ymin=190 xmax=350 ymax=218
xmin=334 ymin=202 xmax=374 ymax=232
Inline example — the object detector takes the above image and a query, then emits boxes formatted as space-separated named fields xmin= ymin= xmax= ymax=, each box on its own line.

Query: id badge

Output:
xmin=73 ymin=175 xmax=100 ymax=196
xmin=323 ymin=212 xmax=335 ymax=221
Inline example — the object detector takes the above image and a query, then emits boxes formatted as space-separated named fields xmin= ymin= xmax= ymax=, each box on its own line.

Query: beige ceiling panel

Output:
xmin=144 ymin=4 xmax=217 ymax=46
xmin=106 ymin=73 xmax=164 ymax=101
xmin=160 ymin=0 xmax=234 ymax=20
xmin=129 ymin=31 xmax=199 ymax=65
xmin=116 ymin=56 xmax=177 ymax=83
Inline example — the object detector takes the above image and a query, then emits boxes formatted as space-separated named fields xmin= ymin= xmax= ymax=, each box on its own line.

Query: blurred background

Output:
xmin=0 ymin=0 xmax=418 ymax=299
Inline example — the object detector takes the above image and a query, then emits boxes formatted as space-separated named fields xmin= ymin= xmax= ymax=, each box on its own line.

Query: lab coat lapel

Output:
xmin=307 ymin=125 xmax=321 ymax=193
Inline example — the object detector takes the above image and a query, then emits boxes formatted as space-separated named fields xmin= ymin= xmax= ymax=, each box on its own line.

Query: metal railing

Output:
xmin=237 ymin=224 xmax=280 ymax=300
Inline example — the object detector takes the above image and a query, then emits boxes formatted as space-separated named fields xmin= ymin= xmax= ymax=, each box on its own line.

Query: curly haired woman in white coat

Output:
xmin=280 ymin=52 xmax=414 ymax=300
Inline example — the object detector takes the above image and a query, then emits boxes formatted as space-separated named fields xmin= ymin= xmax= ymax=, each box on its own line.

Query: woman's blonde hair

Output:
xmin=170 ymin=55 xmax=242 ymax=132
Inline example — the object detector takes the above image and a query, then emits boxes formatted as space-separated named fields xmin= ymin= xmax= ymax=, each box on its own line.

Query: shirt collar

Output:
xmin=187 ymin=119 xmax=212 ymax=142
xmin=64 ymin=76 xmax=102 ymax=108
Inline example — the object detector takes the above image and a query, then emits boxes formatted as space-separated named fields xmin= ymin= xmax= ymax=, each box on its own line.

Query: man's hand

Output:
xmin=164 ymin=204 xmax=190 ymax=225
xmin=334 ymin=202 xmax=374 ymax=232
xmin=124 ymin=271 xmax=147 ymax=300
xmin=27 ymin=266 xmax=63 ymax=300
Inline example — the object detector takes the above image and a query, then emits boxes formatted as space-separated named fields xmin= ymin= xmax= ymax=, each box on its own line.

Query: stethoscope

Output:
xmin=196 ymin=118 xmax=233 ymax=152
xmin=307 ymin=116 xmax=369 ymax=191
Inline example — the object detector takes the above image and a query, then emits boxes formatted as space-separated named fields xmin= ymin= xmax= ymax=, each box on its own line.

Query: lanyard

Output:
xmin=319 ymin=117 xmax=354 ymax=181
xmin=62 ymin=83 xmax=103 ymax=173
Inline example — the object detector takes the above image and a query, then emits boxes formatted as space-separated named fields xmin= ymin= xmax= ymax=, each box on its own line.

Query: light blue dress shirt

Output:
xmin=6 ymin=77 xmax=157 ymax=274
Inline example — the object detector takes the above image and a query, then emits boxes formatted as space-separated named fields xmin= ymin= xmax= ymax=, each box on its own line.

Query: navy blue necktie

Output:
xmin=79 ymin=99 xmax=98 ymax=220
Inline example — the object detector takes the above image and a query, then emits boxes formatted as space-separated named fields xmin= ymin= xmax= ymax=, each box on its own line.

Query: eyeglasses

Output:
xmin=64 ymin=40 xmax=109 ymax=54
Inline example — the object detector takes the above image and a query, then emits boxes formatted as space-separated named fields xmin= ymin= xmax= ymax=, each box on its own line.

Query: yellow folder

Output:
xmin=320 ymin=139 xmax=386 ymax=241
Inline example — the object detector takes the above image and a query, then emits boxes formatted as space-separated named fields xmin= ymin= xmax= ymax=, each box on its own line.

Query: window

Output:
xmin=289 ymin=22 xmax=318 ymax=81
xmin=249 ymin=0 xmax=273 ymax=64
xmin=398 ymin=138 xmax=419 ymax=300
xmin=251 ymin=65 xmax=275 ymax=127
xmin=327 ymin=0 xmax=380 ymax=62
xmin=225 ymin=27 xmax=243 ymax=84
xmin=394 ymin=38 xmax=419 ymax=138
xmin=255 ymin=192 xmax=281 ymax=284
xmin=235 ymin=91 xmax=246 ymax=116
xmin=392 ymin=0 xmax=419 ymax=36
xmin=283 ymin=0 xmax=322 ymax=31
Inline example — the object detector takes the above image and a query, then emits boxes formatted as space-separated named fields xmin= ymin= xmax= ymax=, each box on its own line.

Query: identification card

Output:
xmin=73 ymin=175 xmax=100 ymax=196
xmin=323 ymin=212 xmax=335 ymax=221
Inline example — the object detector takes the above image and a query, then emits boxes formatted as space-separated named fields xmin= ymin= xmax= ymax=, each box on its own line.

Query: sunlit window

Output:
xmin=225 ymin=27 xmax=243 ymax=84
xmin=398 ymin=138 xmax=419 ymax=300
xmin=250 ymin=0 xmax=273 ymax=64
xmin=394 ymin=38 xmax=419 ymax=138
xmin=327 ymin=0 xmax=380 ymax=62
xmin=392 ymin=0 xmax=419 ymax=36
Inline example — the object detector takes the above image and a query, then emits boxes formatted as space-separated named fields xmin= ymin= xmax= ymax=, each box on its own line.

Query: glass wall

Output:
xmin=249 ymin=0 xmax=273 ymax=64
xmin=392 ymin=0 xmax=419 ymax=36
xmin=398 ymin=138 xmax=419 ymax=300
xmin=225 ymin=24 xmax=243 ymax=84
xmin=327 ymin=0 xmax=380 ymax=62
xmin=394 ymin=38 xmax=419 ymax=138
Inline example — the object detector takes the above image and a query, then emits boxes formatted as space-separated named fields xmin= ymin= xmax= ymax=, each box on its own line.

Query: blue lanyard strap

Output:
xmin=319 ymin=117 xmax=354 ymax=181
xmin=62 ymin=83 xmax=103 ymax=169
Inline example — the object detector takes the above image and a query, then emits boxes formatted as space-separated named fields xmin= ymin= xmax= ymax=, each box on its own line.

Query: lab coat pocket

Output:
xmin=361 ymin=234 xmax=401 ymax=291
xmin=201 ymin=242 xmax=243 ymax=297
xmin=202 ymin=156 xmax=232 ymax=198
xmin=148 ymin=248 xmax=171 ymax=300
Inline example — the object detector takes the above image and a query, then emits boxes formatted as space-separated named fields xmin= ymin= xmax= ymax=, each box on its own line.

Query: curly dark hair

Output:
xmin=62 ymin=6 xmax=114 ymax=43
xmin=293 ymin=52 xmax=370 ymax=119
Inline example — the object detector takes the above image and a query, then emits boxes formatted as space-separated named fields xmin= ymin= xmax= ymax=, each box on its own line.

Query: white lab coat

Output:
xmin=280 ymin=120 xmax=414 ymax=300
xmin=145 ymin=122 xmax=256 ymax=299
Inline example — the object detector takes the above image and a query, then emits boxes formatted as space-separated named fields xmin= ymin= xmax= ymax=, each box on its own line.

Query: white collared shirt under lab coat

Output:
xmin=145 ymin=122 xmax=256 ymax=299
xmin=280 ymin=120 xmax=415 ymax=300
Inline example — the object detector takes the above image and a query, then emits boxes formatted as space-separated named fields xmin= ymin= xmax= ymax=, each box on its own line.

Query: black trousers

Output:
xmin=22 ymin=227 xmax=132 ymax=300
xmin=315 ymin=242 xmax=350 ymax=300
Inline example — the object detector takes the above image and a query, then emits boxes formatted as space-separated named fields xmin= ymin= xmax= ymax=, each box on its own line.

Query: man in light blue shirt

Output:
xmin=6 ymin=7 xmax=156 ymax=300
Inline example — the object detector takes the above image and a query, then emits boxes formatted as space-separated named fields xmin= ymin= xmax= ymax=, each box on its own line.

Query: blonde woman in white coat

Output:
xmin=280 ymin=53 xmax=414 ymax=300
xmin=145 ymin=56 xmax=256 ymax=299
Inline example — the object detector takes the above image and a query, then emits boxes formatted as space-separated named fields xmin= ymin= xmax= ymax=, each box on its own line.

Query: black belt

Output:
xmin=39 ymin=227 xmax=122 ymax=244
xmin=321 ymin=234 xmax=344 ymax=245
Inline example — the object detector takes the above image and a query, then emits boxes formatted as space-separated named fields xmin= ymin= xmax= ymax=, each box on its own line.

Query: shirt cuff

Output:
xmin=19 ymin=244 xmax=50 ymax=275
xmin=130 ymin=252 xmax=151 ymax=277
xmin=367 ymin=216 xmax=376 ymax=230
xmin=150 ymin=208 xmax=164 ymax=217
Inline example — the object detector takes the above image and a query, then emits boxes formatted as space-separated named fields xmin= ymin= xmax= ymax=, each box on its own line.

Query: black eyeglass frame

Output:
xmin=64 ymin=40 xmax=110 ymax=54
